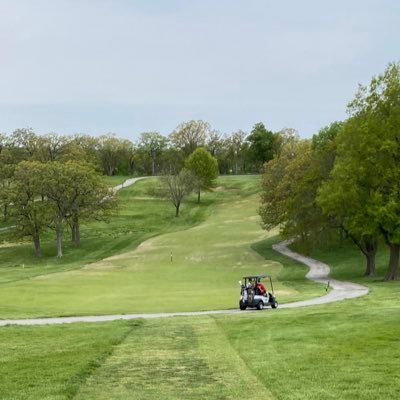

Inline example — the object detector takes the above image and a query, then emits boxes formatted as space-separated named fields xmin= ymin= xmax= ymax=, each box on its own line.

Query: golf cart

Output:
xmin=239 ymin=275 xmax=278 ymax=310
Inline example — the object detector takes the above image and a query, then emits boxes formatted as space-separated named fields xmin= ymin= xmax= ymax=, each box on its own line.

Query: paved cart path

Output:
xmin=0 ymin=239 xmax=368 ymax=326
xmin=272 ymin=240 xmax=368 ymax=308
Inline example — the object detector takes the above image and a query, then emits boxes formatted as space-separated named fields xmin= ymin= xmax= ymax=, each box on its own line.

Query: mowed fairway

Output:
xmin=1 ymin=283 xmax=399 ymax=399
xmin=0 ymin=176 xmax=321 ymax=319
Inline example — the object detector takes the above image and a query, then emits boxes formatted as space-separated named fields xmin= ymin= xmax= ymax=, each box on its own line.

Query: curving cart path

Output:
xmin=272 ymin=240 xmax=368 ymax=308
xmin=0 ymin=238 xmax=368 ymax=326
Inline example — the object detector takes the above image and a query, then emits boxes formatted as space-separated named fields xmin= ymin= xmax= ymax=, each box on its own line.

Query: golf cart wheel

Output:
xmin=256 ymin=301 xmax=264 ymax=310
xmin=271 ymin=300 xmax=278 ymax=309
xmin=239 ymin=301 xmax=247 ymax=310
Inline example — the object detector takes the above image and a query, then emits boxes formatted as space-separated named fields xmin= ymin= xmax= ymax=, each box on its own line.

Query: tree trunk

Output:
xmin=365 ymin=252 xmax=376 ymax=277
xmin=70 ymin=215 xmax=81 ymax=246
xmin=386 ymin=243 xmax=399 ymax=280
xmin=56 ymin=221 xmax=63 ymax=258
xmin=33 ymin=234 xmax=42 ymax=257
xmin=364 ymin=239 xmax=377 ymax=277
xmin=71 ymin=222 xmax=76 ymax=243
xmin=152 ymin=158 xmax=155 ymax=176
xmin=107 ymin=164 xmax=113 ymax=176
xmin=74 ymin=218 xmax=81 ymax=247
xmin=3 ymin=204 xmax=8 ymax=221
xmin=175 ymin=203 xmax=180 ymax=217
xmin=197 ymin=189 xmax=201 ymax=203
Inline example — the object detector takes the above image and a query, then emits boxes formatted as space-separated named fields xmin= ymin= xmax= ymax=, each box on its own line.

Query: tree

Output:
xmin=227 ymin=130 xmax=248 ymax=174
xmin=35 ymin=133 xmax=70 ymax=162
xmin=9 ymin=128 xmax=40 ymax=160
xmin=185 ymin=147 xmax=219 ymax=203
xmin=0 ymin=133 xmax=6 ymax=155
xmin=71 ymin=134 xmax=102 ymax=170
xmin=97 ymin=134 xmax=132 ymax=176
xmin=137 ymin=132 xmax=168 ymax=175
xmin=273 ymin=128 xmax=299 ymax=156
xmin=317 ymin=161 xmax=379 ymax=276
xmin=259 ymin=124 xmax=339 ymax=251
xmin=11 ymin=161 xmax=51 ymax=257
xmin=169 ymin=120 xmax=210 ymax=157
xmin=159 ymin=146 xmax=185 ymax=175
xmin=158 ymin=169 xmax=195 ymax=217
xmin=0 ymin=144 xmax=16 ymax=220
xmin=206 ymin=130 xmax=224 ymax=157
xmin=44 ymin=161 xmax=116 ymax=257
xmin=323 ymin=63 xmax=400 ymax=280
xmin=66 ymin=164 xmax=116 ymax=247
xmin=246 ymin=122 xmax=275 ymax=171
xmin=0 ymin=163 xmax=14 ymax=221
xmin=311 ymin=121 xmax=379 ymax=276
xmin=259 ymin=139 xmax=310 ymax=236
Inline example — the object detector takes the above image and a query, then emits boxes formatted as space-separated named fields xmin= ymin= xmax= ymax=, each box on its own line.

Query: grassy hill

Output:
xmin=0 ymin=176 xmax=321 ymax=319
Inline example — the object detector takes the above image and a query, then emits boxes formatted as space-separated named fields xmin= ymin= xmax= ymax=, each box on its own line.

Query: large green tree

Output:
xmin=259 ymin=123 xmax=340 ymax=249
xmin=316 ymin=121 xmax=380 ymax=277
xmin=97 ymin=134 xmax=133 ymax=176
xmin=320 ymin=63 xmax=400 ymax=280
xmin=184 ymin=147 xmax=219 ymax=203
xmin=44 ymin=161 xmax=116 ymax=257
xmin=137 ymin=132 xmax=168 ymax=175
xmin=259 ymin=139 xmax=313 ymax=239
xmin=227 ymin=130 xmax=248 ymax=174
xmin=11 ymin=161 xmax=51 ymax=257
xmin=169 ymin=120 xmax=210 ymax=157
xmin=246 ymin=122 xmax=275 ymax=171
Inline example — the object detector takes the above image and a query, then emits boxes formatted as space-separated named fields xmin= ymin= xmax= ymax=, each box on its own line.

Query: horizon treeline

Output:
xmin=0 ymin=120 xmax=296 ymax=178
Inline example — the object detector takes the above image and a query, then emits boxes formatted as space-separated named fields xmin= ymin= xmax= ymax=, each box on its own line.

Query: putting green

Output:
xmin=0 ymin=176 xmax=319 ymax=319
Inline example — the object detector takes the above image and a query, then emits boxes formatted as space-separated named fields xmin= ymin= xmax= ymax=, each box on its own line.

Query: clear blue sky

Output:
xmin=0 ymin=0 xmax=399 ymax=140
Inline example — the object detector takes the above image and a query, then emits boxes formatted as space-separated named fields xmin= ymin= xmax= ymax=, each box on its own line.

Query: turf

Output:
xmin=0 ymin=176 xmax=322 ymax=319
xmin=0 ymin=320 xmax=139 ymax=399
xmin=2 ymin=175 xmax=398 ymax=399
xmin=0 ymin=241 xmax=399 ymax=399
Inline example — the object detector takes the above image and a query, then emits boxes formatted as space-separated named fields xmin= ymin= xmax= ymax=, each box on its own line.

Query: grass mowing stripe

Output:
xmin=65 ymin=320 xmax=143 ymax=399
xmin=74 ymin=317 xmax=275 ymax=400
xmin=0 ymin=321 xmax=141 ymax=399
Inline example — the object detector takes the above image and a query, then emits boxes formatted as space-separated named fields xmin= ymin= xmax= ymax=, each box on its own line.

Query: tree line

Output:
xmin=0 ymin=119 xmax=285 ymax=256
xmin=259 ymin=62 xmax=400 ymax=281
xmin=0 ymin=120 xmax=286 ymax=179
